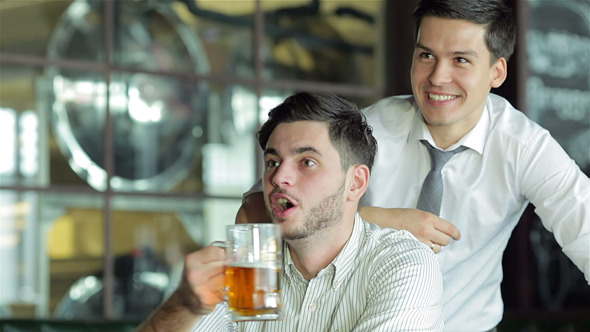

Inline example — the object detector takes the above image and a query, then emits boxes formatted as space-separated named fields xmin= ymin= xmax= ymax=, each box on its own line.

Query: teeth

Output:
xmin=429 ymin=93 xmax=456 ymax=101
xmin=277 ymin=198 xmax=288 ymax=210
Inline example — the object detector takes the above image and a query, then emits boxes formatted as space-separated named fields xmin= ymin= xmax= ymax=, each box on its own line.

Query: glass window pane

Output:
xmin=112 ymin=1 xmax=208 ymax=76
xmin=0 ymin=0 xmax=103 ymax=61
xmin=43 ymin=192 xmax=105 ymax=319
xmin=0 ymin=64 xmax=87 ymax=188
xmin=260 ymin=0 xmax=384 ymax=88
xmin=178 ymin=0 xmax=256 ymax=77
xmin=107 ymin=195 xmax=206 ymax=321
xmin=0 ymin=190 xmax=40 ymax=318
xmin=0 ymin=191 xmax=105 ymax=319
xmin=198 ymin=83 xmax=261 ymax=197
xmin=65 ymin=195 xmax=240 ymax=321
xmin=201 ymin=197 xmax=244 ymax=243
xmin=108 ymin=195 xmax=239 ymax=321
xmin=106 ymin=72 xmax=207 ymax=193
xmin=46 ymin=0 xmax=105 ymax=63
xmin=109 ymin=1 xmax=255 ymax=78
xmin=46 ymin=67 xmax=106 ymax=189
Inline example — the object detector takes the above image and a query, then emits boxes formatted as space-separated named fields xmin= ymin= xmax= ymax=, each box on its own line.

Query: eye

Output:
xmin=419 ymin=52 xmax=434 ymax=59
xmin=302 ymin=159 xmax=316 ymax=167
xmin=265 ymin=160 xmax=280 ymax=170
xmin=456 ymin=57 xmax=469 ymax=64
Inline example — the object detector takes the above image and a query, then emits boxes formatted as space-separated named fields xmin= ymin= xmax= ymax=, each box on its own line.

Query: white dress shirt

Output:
xmin=193 ymin=213 xmax=444 ymax=331
xmin=362 ymin=93 xmax=590 ymax=332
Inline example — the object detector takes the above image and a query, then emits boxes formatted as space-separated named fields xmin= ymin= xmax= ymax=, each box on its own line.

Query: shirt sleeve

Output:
xmin=352 ymin=239 xmax=444 ymax=332
xmin=520 ymin=128 xmax=590 ymax=283
xmin=192 ymin=302 xmax=237 ymax=332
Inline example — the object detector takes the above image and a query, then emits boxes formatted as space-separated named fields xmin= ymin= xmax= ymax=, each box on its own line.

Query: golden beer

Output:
xmin=225 ymin=263 xmax=281 ymax=320
xmin=222 ymin=223 xmax=282 ymax=321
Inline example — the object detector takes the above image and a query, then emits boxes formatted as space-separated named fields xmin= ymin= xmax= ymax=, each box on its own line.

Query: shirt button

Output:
xmin=333 ymin=281 xmax=341 ymax=289
xmin=308 ymin=303 xmax=317 ymax=311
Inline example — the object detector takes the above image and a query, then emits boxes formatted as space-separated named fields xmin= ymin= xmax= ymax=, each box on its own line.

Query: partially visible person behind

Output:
xmin=237 ymin=1 xmax=590 ymax=331
xmin=136 ymin=92 xmax=444 ymax=332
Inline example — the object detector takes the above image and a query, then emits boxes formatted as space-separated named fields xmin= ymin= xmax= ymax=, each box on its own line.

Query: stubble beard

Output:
xmin=282 ymin=179 xmax=345 ymax=241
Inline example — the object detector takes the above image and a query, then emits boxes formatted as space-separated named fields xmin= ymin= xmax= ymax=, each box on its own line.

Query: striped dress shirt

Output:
xmin=193 ymin=213 xmax=443 ymax=331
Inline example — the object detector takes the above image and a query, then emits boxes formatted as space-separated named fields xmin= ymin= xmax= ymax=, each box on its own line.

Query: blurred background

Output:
xmin=0 ymin=0 xmax=588 ymax=331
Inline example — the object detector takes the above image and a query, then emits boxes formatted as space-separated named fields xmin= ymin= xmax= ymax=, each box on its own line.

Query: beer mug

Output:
xmin=216 ymin=223 xmax=282 ymax=321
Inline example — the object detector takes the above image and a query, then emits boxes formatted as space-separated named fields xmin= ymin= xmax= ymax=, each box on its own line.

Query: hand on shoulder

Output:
xmin=360 ymin=207 xmax=461 ymax=253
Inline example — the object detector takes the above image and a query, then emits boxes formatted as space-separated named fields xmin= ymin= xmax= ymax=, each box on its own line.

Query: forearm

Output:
xmin=136 ymin=291 xmax=202 ymax=332
xmin=359 ymin=206 xmax=460 ymax=253
xmin=359 ymin=206 xmax=404 ymax=229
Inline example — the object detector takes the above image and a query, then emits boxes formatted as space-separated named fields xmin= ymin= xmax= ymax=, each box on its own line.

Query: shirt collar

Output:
xmin=408 ymin=97 xmax=490 ymax=154
xmin=283 ymin=241 xmax=307 ymax=285
xmin=329 ymin=213 xmax=363 ymax=286
xmin=282 ymin=213 xmax=364 ymax=287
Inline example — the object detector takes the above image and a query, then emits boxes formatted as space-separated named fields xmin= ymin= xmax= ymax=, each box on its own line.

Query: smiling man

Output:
xmin=410 ymin=15 xmax=507 ymax=149
xmin=359 ymin=1 xmax=590 ymax=331
xmin=136 ymin=92 xmax=444 ymax=332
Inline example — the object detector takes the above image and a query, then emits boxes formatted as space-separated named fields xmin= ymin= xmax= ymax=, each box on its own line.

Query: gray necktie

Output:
xmin=416 ymin=140 xmax=467 ymax=216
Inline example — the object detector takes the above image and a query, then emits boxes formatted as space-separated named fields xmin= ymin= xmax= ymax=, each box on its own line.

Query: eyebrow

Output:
xmin=264 ymin=146 xmax=321 ymax=157
xmin=416 ymin=43 xmax=478 ymax=58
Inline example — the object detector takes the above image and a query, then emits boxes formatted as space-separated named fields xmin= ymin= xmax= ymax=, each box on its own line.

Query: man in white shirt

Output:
xmin=360 ymin=0 xmax=590 ymax=330
xmin=136 ymin=92 xmax=444 ymax=332
xmin=237 ymin=1 xmax=590 ymax=331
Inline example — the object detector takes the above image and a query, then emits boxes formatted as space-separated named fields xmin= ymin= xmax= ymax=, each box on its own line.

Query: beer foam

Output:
xmin=227 ymin=261 xmax=280 ymax=269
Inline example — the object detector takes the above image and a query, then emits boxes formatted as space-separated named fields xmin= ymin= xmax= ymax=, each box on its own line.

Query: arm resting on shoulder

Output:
xmin=359 ymin=206 xmax=461 ymax=253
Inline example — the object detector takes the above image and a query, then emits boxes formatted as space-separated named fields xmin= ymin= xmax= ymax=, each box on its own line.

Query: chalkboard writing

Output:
xmin=525 ymin=0 xmax=590 ymax=311
xmin=526 ymin=0 xmax=590 ymax=173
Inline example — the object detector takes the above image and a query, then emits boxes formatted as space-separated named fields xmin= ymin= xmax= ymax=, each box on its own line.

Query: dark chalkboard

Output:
xmin=525 ymin=0 xmax=590 ymax=311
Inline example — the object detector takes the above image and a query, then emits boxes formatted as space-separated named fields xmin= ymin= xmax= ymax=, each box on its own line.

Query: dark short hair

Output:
xmin=413 ymin=0 xmax=516 ymax=62
xmin=257 ymin=92 xmax=377 ymax=171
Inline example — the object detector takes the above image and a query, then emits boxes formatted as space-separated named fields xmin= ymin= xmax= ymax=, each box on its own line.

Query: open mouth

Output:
xmin=276 ymin=197 xmax=295 ymax=211
xmin=271 ymin=192 xmax=297 ymax=216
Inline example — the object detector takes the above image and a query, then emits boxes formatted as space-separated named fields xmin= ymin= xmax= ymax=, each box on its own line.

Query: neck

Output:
xmin=286 ymin=212 xmax=356 ymax=280
xmin=428 ymin=126 xmax=464 ymax=149
xmin=428 ymin=110 xmax=484 ymax=149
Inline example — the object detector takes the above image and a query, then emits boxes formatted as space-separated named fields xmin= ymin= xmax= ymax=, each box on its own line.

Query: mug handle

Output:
xmin=211 ymin=241 xmax=228 ymax=248
xmin=210 ymin=241 xmax=230 ymax=301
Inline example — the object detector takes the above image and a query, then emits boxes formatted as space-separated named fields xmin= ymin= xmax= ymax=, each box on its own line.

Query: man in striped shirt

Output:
xmin=136 ymin=92 xmax=443 ymax=332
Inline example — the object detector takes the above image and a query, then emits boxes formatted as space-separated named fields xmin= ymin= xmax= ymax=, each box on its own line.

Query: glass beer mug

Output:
xmin=216 ymin=223 xmax=282 ymax=321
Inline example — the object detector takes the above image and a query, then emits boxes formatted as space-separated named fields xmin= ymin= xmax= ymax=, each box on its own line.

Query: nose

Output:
xmin=428 ymin=61 xmax=452 ymax=86
xmin=270 ymin=162 xmax=295 ymax=187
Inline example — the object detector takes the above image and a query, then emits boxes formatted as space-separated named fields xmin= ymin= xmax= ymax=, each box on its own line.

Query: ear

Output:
xmin=346 ymin=165 xmax=370 ymax=202
xmin=490 ymin=57 xmax=507 ymax=88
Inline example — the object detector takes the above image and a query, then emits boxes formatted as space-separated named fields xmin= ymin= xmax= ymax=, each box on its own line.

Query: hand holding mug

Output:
xmin=179 ymin=244 xmax=227 ymax=315
xmin=214 ymin=223 xmax=283 ymax=321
